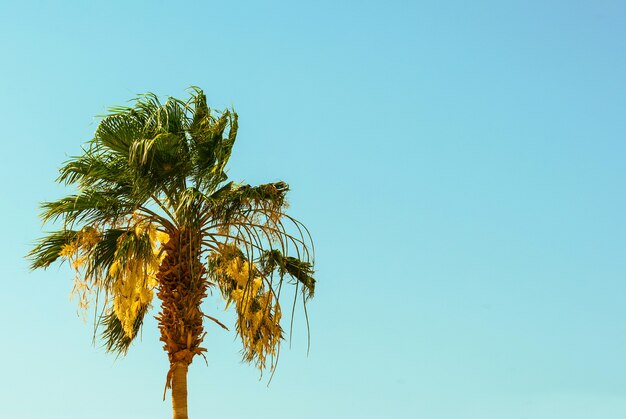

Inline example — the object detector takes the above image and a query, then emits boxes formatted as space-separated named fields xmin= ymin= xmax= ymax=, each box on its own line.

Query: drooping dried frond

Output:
xmin=101 ymin=304 xmax=150 ymax=355
xmin=108 ymin=219 xmax=168 ymax=338
xmin=209 ymin=245 xmax=283 ymax=371
xmin=41 ymin=215 xmax=169 ymax=351
xmin=201 ymin=176 xmax=315 ymax=374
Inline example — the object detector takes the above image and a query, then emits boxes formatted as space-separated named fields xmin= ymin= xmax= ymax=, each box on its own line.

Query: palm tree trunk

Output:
xmin=171 ymin=362 xmax=189 ymax=419
xmin=156 ymin=229 xmax=208 ymax=419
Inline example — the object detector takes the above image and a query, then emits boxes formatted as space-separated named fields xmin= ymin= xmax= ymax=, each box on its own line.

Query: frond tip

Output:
xmin=27 ymin=230 xmax=79 ymax=270
xmin=101 ymin=304 xmax=150 ymax=355
xmin=260 ymin=250 xmax=315 ymax=299
xmin=209 ymin=243 xmax=315 ymax=373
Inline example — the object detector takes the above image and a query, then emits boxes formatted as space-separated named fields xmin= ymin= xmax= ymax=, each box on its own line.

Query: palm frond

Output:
xmin=203 ymin=181 xmax=289 ymax=225
xmin=27 ymin=230 xmax=79 ymax=270
xmin=95 ymin=113 xmax=143 ymax=156
xmin=100 ymin=303 xmax=149 ymax=355
xmin=260 ymin=250 xmax=315 ymax=299
xmin=41 ymin=189 xmax=135 ymax=226
xmin=58 ymin=149 xmax=129 ymax=189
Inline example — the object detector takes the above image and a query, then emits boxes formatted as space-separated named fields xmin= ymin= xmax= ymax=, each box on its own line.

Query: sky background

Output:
xmin=1 ymin=0 xmax=626 ymax=418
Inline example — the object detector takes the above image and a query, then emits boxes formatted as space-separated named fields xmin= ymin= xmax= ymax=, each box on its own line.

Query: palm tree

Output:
xmin=28 ymin=88 xmax=315 ymax=419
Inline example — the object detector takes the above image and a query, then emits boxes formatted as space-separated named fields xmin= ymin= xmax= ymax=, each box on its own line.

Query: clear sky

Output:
xmin=1 ymin=0 xmax=626 ymax=418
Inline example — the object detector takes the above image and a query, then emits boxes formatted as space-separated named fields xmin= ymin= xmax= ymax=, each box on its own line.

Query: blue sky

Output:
xmin=1 ymin=0 xmax=626 ymax=418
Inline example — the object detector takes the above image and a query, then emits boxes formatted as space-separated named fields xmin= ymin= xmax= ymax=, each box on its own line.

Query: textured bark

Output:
xmin=156 ymin=229 xmax=208 ymax=419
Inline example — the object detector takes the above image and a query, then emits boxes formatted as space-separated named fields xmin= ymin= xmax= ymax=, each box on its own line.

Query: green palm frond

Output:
xmin=88 ymin=229 xmax=125 ymax=288
xmin=58 ymin=148 xmax=121 ymax=187
xmin=100 ymin=303 xmax=150 ymax=355
xmin=27 ymin=230 xmax=79 ymax=270
xmin=41 ymin=189 xmax=135 ymax=226
xmin=95 ymin=113 xmax=143 ymax=156
xmin=259 ymin=250 xmax=315 ymax=299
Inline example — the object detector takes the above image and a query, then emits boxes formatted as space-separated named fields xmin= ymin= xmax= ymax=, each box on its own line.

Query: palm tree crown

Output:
xmin=28 ymin=88 xmax=315 ymax=417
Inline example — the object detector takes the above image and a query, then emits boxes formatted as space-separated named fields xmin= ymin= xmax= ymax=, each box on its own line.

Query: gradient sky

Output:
xmin=2 ymin=1 xmax=626 ymax=418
